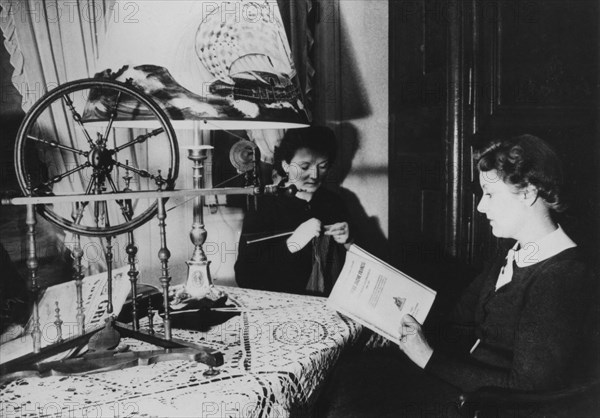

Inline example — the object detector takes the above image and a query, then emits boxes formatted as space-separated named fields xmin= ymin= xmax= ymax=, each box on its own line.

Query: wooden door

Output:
xmin=467 ymin=0 xmax=599 ymax=265
xmin=389 ymin=0 xmax=599 ymax=277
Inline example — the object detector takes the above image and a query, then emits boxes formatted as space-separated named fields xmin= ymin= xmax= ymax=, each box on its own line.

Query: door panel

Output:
xmin=390 ymin=0 xmax=599 ymax=274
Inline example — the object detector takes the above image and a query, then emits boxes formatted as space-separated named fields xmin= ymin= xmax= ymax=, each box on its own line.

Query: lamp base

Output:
xmin=170 ymin=262 xmax=226 ymax=310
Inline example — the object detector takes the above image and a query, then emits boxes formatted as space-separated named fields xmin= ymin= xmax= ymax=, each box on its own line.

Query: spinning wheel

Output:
xmin=0 ymin=79 xmax=228 ymax=381
xmin=14 ymin=79 xmax=179 ymax=237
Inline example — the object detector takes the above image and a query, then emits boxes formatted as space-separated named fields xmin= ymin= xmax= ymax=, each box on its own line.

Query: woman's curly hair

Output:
xmin=477 ymin=134 xmax=566 ymax=213
xmin=273 ymin=126 xmax=337 ymax=177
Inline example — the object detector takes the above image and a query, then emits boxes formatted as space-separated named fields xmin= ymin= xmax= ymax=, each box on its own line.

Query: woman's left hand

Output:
xmin=324 ymin=222 xmax=350 ymax=244
xmin=398 ymin=314 xmax=434 ymax=369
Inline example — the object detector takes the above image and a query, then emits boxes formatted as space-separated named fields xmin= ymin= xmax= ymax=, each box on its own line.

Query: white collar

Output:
xmin=513 ymin=225 xmax=576 ymax=268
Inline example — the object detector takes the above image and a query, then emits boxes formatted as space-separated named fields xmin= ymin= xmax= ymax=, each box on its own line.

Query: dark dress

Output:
xmin=426 ymin=246 xmax=595 ymax=391
xmin=318 ymin=247 xmax=596 ymax=417
xmin=234 ymin=187 xmax=348 ymax=295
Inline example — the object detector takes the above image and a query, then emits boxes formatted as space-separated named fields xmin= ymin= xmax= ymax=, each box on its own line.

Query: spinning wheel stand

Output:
xmin=1 ymin=79 xmax=229 ymax=380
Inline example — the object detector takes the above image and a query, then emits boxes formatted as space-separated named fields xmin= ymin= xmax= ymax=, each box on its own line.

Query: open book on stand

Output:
xmin=327 ymin=245 xmax=436 ymax=342
xmin=0 ymin=266 xmax=131 ymax=364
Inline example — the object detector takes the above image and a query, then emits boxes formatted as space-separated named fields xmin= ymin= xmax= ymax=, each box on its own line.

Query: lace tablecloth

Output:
xmin=0 ymin=287 xmax=361 ymax=417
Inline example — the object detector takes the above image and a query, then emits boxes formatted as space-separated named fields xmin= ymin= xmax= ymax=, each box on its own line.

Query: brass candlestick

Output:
xmin=180 ymin=144 xmax=224 ymax=302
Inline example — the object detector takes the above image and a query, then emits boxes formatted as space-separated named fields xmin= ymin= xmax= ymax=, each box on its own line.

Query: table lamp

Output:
xmin=82 ymin=0 xmax=310 ymax=306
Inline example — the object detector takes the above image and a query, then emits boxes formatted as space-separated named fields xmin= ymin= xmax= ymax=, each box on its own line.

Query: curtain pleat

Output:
xmin=278 ymin=0 xmax=316 ymax=112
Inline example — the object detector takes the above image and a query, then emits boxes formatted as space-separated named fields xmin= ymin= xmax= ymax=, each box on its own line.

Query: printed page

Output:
xmin=0 ymin=266 xmax=131 ymax=364
xmin=327 ymin=245 xmax=436 ymax=342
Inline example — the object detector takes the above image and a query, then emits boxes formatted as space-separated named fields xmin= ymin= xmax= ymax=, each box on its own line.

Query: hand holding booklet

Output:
xmin=327 ymin=245 xmax=436 ymax=343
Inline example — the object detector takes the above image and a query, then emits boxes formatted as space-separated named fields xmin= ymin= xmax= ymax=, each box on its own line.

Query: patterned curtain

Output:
xmin=0 ymin=0 xmax=114 ymax=110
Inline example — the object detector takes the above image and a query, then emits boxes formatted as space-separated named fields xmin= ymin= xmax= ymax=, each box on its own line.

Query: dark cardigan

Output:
xmin=425 ymin=247 xmax=595 ymax=392
xmin=234 ymin=187 xmax=348 ymax=295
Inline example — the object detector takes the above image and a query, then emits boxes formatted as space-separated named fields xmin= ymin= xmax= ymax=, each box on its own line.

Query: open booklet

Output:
xmin=0 ymin=266 xmax=131 ymax=364
xmin=327 ymin=245 xmax=436 ymax=343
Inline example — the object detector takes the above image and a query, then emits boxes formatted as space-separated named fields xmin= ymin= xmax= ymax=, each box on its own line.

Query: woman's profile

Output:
xmin=321 ymin=134 xmax=596 ymax=417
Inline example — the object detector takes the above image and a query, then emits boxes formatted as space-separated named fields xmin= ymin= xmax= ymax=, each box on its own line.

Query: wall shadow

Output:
xmin=326 ymin=122 xmax=389 ymax=262
xmin=338 ymin=9 xmax=373 ymax=120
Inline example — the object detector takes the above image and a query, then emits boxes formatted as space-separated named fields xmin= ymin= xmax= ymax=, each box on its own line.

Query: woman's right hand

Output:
xmin=398 ymin=314 xmax=433 ymax=369
xmin=287 ymin=218 xmax=322 ymax=253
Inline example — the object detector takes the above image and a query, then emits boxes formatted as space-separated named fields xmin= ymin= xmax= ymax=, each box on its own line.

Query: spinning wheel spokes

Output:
xmin=27 ymin=135 xmax=88 ymax=156
xmin=32 ymin=162 xmax=91 ymax=193
xmin=112 ymin=128 xmax=165 ymax=153
xmin=61 ymin=93 xmax=96 ymax=148
xmin=103 ymin=90 xmax=123 ymax=140
xmin=113 ymin=160 xmax=154 ymax=180
xmin=15 ymin=79 xmax=179 ymax=237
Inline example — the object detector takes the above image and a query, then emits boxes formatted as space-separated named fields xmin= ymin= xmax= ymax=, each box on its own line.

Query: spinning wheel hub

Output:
xmin=88 ymin=147 xmax=114 ymax=173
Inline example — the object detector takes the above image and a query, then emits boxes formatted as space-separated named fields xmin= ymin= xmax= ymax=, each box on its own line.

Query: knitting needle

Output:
xmin=246 ymin=231 xmax=294 ymax=244
xmin=245 ymin=223 xmax=344 ymax=244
